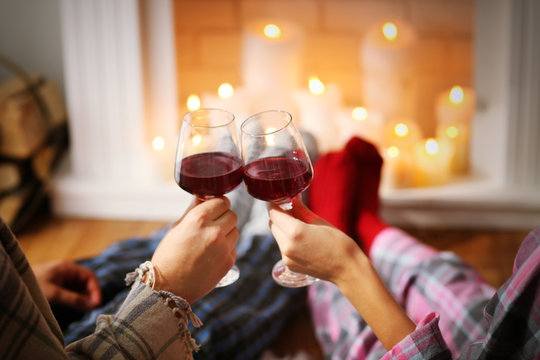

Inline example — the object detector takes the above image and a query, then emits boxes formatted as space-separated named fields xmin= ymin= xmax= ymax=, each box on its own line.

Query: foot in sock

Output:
xmin=307 ymin=137 xmax=387 ymax=255
xmin=307 ymin=143 xmax=359 ymax=237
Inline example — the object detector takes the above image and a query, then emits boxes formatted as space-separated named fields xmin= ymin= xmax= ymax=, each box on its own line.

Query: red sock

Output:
xmin=307 ymin=145 xmax=359 ymax=237
xmin=346 ymin=138 xmax=388 ymax=255
xmin=307 ymin=137 xmax=388 ymax=254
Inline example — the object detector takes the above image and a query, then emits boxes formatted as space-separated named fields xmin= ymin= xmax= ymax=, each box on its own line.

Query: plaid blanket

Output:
xmin=59 ymin=196 xmax=305 ymax=360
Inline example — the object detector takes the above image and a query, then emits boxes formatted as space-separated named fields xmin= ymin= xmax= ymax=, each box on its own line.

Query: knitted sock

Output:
xmin=307 ymin=141 xmax=359 ymax=237
xmin=347 ymin=138 xmax=388 ymax=255
xmin=307 ymin=137 xmax=388 ymax=254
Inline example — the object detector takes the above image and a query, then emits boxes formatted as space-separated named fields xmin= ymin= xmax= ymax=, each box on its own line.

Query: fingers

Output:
xmin=198 ymin=197 xmax=231 ymax=220
xmin=51 ymin=286 xmax=96 ymax=312
xmin=64 ymin=262 xmax=102 ymax=308
xmin=268 ymin=206 xmax=300 ymax=233
xmin=225 ymin=226 xmax=239 ymax=242
xmin=82 ymin=269 xmax=102 ymax=307
xmin=215 ymin=207 xmax=238 ymax=232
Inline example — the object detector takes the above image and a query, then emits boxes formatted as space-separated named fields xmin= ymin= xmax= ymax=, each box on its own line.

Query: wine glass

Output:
xmin=240 ymin=110 xmax=318 ymax=288
xmin=174 ymin=108 xmax=243 ymax=287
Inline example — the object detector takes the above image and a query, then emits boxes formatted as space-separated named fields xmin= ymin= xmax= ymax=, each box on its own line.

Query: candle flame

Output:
xmin=394 ymin=123 xmax=409 ymax=137
xmin=218 ymin=83 xmax=234 ymax=99
xmin=387 ymin=146 xmax=400 ymax=158
xmin=449 ymin=86 xmax=464 ymax=104
xmin=152 ymin=136 xmax=165 ymax=151
xmin=264 ymin=24 xmax=281 ymax=39
xmin=352 ymin=107 xmax=368 ymax=121
xmin=446 ymin=125 xmax=459 ymax=139
xmin=425 ymin=138 xmax=439 ymax=155
xmin=309 ymin=77 xmax=325 ymax=95
xmin=382 ymin=22 xmax=398 ymax=41
xmin=192 ymin=133 xmax=202 ymax=147
xmin=187 ymin=94 xmax=201 ymax=111
xmin=265 ymin=127 xmax=277 ymax=146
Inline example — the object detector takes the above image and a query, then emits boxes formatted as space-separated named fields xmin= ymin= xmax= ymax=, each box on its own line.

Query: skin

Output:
xmin=35 ymin=196 xmax=239 ymax=310
xmin=150 ymin=196 xmax=239 ymax=304
xmin=34 ymin=260 xmax=102 ymax=312
xmin=268 ymin=197 xmax=415 ymax=350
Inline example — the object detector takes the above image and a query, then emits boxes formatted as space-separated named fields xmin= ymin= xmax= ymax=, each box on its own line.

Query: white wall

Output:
xmin=0 ymin=0 xmax=64 ymax=90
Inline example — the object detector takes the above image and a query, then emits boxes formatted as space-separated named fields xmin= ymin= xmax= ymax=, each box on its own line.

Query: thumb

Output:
xmin=288 ymin=197 xmax=320 ymax=223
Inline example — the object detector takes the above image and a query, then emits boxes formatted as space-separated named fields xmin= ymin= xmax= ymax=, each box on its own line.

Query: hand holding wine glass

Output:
xmin=241 ymin=110 xmax=318 ymax=287
xmin=174 ymin=108 xmax=243 ymax=287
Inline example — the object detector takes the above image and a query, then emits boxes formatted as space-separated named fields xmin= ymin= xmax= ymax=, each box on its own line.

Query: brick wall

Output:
xmin=173 ymin=0 xmax=474 ymax=137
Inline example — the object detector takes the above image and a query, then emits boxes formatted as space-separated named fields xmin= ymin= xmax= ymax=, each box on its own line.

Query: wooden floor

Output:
xmin=15 ymin=212 xmax=531 ymax=359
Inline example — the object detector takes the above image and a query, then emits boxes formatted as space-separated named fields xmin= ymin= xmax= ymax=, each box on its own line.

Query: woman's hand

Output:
xmin=269 ymin=196 xmax=416 ymax=350
xmin=151 ymin=197 xmax=239 ymax=304
xmin=34 ymin=260 xmax=102 ymax=312
xmin=268 ymin=196 xmax=367 ymax=285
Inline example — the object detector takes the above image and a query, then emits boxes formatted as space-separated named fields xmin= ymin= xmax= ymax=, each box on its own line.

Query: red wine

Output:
xmin=243 ymin=156 xmax=312 ymax=203
xmin=178 ymin=152 xmax=243 ymax=197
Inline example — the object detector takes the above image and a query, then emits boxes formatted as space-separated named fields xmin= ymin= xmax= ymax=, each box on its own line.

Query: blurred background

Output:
xmin=0 ymin=0 xmax=539 ymax=232
xmin=1 ymin=2 xmax=538 ymax=357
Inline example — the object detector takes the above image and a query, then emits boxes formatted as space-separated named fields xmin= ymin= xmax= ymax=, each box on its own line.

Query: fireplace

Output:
xmin=52 ymin=0 xmax=540 ymax=229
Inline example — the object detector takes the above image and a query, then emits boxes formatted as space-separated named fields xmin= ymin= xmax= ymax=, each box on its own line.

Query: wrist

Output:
xmin=332 ymin=247 xmax=371 ymax=290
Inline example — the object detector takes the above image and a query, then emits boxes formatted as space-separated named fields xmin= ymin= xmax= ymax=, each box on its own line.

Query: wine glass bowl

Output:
xmin=241 ymin=110 xmax=313 ymax=207
xmin=175 ymin=108 xmax=243 ymax=200
xmin=175 ymin=108 xmax=242 ymax=287
xmin=241 ymin=110 xmax=318 ymax=287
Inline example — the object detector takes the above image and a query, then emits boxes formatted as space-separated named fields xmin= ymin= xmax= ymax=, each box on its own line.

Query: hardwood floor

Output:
xmin=14 ymin=212 xmax=532 ymax=359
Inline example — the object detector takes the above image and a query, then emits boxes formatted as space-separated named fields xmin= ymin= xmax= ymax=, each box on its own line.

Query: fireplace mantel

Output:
xmin=52 ymin=0 xmax=540 ymax=229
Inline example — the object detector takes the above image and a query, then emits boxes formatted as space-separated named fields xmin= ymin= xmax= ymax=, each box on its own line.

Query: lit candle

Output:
xmin=435 ymin=85 xmax=475 ymax=175
xmin=381 ymin=145 xmax=414 ymax=189
xmin=293 ymin=77 xmax=342 ymax=153
xmin=200 ymin=83 xmax=250 ymax=118
xmin=436 ymin=85 xmax=476 ymax=125
xmin=436 ymin=121 xmax=470 ymax=174
xmin=241 ymin=19 xmax=304 ymax=111
xmin=186 ymin=94 xmax=201 ymax=111
xmin=412 ymin=138 xmax=454 ymax=187
xmin=360 ymin=19 xmax=418 ymax=118
xmin=382 ymin=118 xmax=422 ymax=150
xmin=334 ymin=106 xmax=384 ymax=147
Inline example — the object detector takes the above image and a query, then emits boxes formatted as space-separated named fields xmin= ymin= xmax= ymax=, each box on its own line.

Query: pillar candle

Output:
xmin=381 ymin=145 xmax=414 ymax=189
xmin=436 ymin=85 xmax=476 ymax=125
xmin=436 ymin=121 xmax=470 ymax=174
xmin=435 ymin=86 xmax=475 ymax=175
xmin=334 ymin=107 xmax=384 ymax=147
xmin=382 ymin=118 xmax=422 ymax=150
xmin=293 ymin=78 xmax=342 ymax=154
xmin=241 ymin=19 xmax=304 ymax=111
xmin=201 ymin=84 xmax=251 ymax=118
xmin=413 ymin=138 xmax=454 ymax=187
xmin=360 ymin=20 xmax=418 ymax=119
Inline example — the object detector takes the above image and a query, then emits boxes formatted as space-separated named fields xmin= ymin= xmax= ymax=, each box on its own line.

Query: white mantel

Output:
xmin=52 ymin=0 xmax=540 ymax=229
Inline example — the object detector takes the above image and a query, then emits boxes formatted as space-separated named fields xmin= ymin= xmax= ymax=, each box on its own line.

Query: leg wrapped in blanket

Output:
xmin=61 ymin=187 xmax=306 ymax=360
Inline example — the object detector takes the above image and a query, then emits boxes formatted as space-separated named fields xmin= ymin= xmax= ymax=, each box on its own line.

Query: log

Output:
xmin=0 ymin=76 xmax=67 ymax=159
xmin=0 ymin=186 xmax=30 ymax=226
xmin=0 ymin=90 xmax=48 ymax=158
xmin=38 ymin=81 xmax=67 ymax=127
xmin=0 ymin=162 xmax=22 ymax=193
xmin=32 ymin=145 xmax=56 ymax=181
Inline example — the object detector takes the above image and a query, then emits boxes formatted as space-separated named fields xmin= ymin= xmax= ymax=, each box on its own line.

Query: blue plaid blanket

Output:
xmin=58 ymin=195 xmax=306 ymax=359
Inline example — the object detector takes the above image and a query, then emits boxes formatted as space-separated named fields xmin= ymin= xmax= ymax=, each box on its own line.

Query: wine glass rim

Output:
xmin=182 ymin=108 xmax=236 ymax=128
xmin=241 ymin=109 xmax=293 ymax=136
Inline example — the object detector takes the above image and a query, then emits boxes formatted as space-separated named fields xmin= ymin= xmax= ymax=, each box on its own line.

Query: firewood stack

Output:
xmin=0 ymin=57 xmax=68 ymax=233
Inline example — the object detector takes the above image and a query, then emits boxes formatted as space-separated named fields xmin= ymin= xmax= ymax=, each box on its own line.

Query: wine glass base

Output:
xmin=216 ymin=264 xmax=240 ymax=287
xmin=272 ymin=260 xmax=318 ymax=288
